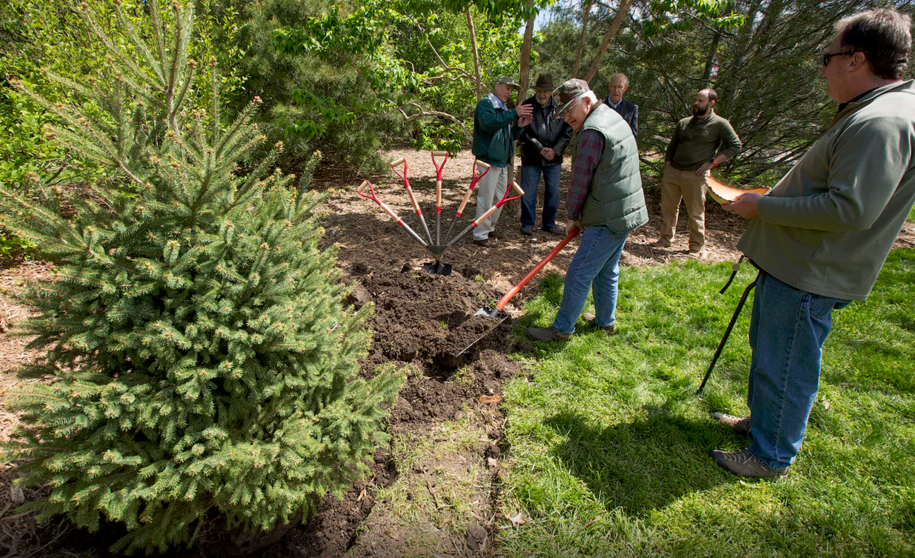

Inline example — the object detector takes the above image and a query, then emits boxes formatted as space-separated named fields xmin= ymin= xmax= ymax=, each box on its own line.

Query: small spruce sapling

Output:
xmin=0 ymin=0 xmax=400 ymax=553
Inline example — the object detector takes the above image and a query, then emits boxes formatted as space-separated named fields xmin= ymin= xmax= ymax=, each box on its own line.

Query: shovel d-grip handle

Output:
xmin=356 ymin=180 xmax=428 ymax=247
xmin=494 ymin=227 xmax=581 ymax=312
xmin=390 ymin=157 xmax=434 ymax=245
xmin=445 ymin=182 xmax=525 ymax=248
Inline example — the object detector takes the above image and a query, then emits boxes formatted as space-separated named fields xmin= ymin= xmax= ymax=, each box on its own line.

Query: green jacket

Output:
xmin=738 ymin=80 xmax=915 ymax=301
xmin=472 ymin=93 xmax=522 ymax=167
xmin=665 ymin=111 xmax=742 ymax=171
xmin=579 ymin=104 xmax=648 ymax=233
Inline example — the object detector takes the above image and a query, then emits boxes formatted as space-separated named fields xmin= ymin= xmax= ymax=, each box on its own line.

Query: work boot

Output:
xmin=473 ymin=238 xmax=491 ymax=247
xmin=711 ymin=412 xmax=751 ymax=437
xmin=526 ymin=327 xmax=572 ymax=342
xmin=581 ymin=313 xmax=615 ymax=336
xmin=651 ymin=239 xmax=671 ymax=248
xmin=710 ymin=448 xmax=788 ymax=479
xmin=543 ymin=225 xmax=565 ymax=235
xmin=521 ymin=226 xmax=533 ymax=236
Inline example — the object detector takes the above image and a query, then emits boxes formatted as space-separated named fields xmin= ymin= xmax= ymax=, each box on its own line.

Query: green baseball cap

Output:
xmin=494 ymin=75 xmax=520 ymax=89
xmin=554 ymin=78 xmax=591 ymax=116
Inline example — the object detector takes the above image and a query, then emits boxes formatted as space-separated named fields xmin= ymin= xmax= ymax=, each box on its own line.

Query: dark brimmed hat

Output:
xmin=554 ymin=78 xmax=591 ymax=116
xmin=494 ymin=75 xmax=520 ymax=89
xmin=532 ymin=74 xmax=554 ymax=91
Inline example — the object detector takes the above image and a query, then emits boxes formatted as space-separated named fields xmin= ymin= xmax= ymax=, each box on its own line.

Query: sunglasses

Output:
xmin=821 ymin=50 xmax=866 ymax=67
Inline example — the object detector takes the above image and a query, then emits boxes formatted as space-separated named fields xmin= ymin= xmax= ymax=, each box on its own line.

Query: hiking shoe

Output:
xmin=521 ymin=226 xmax=533 ymax=236
xmin=651 ymin=239 xmax=671 ymax=248
xmin=581 ymin=313 xmax=615 ymax=336
xmin=473 ymin=238 xmax=490 ymax=247
xmin=526 ymin=327 xmax=572 ymax=342
xmin=710 ymin=448 xmax=788 ymax=479
xmin=712 ymin=412 xmax=751 ymax=437
xmin=543 ymin=225 xmax=565 ymax=235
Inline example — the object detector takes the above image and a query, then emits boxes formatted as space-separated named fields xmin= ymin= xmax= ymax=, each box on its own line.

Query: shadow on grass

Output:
xmin=544 ymin=407 xmax=731 ymax=515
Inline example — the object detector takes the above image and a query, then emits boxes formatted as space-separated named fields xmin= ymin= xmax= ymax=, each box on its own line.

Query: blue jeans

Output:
xmin=747 ymin=271 xmax=850 ymax=470
xmin=520 ymin=165 xmax=561 ymax=229
xmin=552 ymin=226 xmax=628 ymax=334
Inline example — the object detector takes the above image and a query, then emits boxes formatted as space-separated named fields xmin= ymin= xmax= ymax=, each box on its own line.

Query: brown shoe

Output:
xmin=688 ymin=248 xmax=704 ymax=258
xmin=473 ymin=238 xmax=490 ymax=247
xmin=712 ymin=412 xmax=751 ymax=437
xmin=580 ymin=313 xmax=615 ymax=336
xmin=651 ymin=239 xmax=671 ymax=248
xmin=543 ymin=225 xmax=565 ymax=235
xmin=526 ymin=327 xmax=572 ymax=342
xmin=711 ymin=448 xmax=788 ymax=479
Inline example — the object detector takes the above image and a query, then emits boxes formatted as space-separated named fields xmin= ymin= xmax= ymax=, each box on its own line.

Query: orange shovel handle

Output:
xmin=495 ymin=227 xmax=581 ymax=312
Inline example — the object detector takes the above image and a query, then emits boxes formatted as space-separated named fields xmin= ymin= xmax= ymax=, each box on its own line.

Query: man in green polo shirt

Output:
xmin=653 ymin=89 xmax=741 ymax=256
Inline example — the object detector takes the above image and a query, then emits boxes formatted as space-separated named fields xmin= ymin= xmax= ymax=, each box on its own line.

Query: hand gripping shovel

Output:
xmin=450 ymin=226 xmax=582 ymax=357
xmin=390 ymin=157 xmax=434 ymax=246
xmin=441 ymin=160 xmax=490 ymax=245
xmin=356 ymin=180 xmax=428 ymax=248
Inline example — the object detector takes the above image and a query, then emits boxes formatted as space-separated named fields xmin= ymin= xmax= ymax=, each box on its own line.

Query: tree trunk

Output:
xmin=583 ymin=0 xmax=633 ymax=84
xmin=518 ymin=0 xmax=536 ymax=94
xmin=466 ymin=6 xmax=483 ymax=100
xmin=572 ymin=0 xmax=592 ymax=77
xmin=701 ymin=26 xmax=722 ymax=85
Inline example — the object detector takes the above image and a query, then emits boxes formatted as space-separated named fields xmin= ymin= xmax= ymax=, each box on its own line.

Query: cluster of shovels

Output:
xmin=357 ymin=152 xmax=524 ymax=276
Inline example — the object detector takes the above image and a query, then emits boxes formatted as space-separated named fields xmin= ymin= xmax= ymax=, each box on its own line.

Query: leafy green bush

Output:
xmin=0 ymin=1 xmax=399 ymax=553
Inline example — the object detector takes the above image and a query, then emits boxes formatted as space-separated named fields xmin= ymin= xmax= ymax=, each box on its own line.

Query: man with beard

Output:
xmin=517 ymin=74 xmax=574 ymax=236
xmin=471 ymin=76 xmax=533 ymax=246
xmin=526 ymin=79 xmax=647 ymax=342
xmin=653 ymin=89 xmax=741 ymax=256
xmin=603 ymin=73 xmax=638 ymax=138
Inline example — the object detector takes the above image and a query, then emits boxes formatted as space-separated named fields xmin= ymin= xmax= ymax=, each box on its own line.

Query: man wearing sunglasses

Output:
xmin=526 ymin=79 xmax=647 ymax=342
xmin=712 ymin=8 xmax=914 ymax=479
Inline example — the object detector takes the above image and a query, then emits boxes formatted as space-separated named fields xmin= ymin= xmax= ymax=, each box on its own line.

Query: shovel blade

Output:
xmin=423 ymin=261 xmax=452 ymax=276
xmin=451 ymin=308 xmax=507 ymax=357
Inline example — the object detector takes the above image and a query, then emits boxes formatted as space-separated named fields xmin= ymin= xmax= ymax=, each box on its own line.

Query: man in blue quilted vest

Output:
xmin=527 ymin=79 xmax=648 ymax=342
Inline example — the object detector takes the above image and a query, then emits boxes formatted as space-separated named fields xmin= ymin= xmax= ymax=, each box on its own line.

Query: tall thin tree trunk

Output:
xmin=701 ymin=27 xmax=722 ymax=85
xmin=466 ymin=7 xmax=482 ymax=100
xmin=518 ymin=0 xmax=536 ymax=94
xmin=583 ymin=0 xmax=633 ymax=84
xmin=573 ymin=0 xmax=592 ymax=77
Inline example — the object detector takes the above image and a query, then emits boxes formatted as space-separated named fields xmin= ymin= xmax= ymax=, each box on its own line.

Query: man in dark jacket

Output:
xmin=518 ymin=74 xmax=574 ymax=236
xmin=471 ymin=76 xmax=533 ymax=246
xmin=526 ymin=79 xmax=648 ymax=343
xmin=603 ymin=73 xmax=638 ymax=138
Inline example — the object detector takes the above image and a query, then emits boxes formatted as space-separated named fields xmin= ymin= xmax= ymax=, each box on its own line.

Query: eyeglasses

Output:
xmin=822 ymin=50 xmax=866 ymax=67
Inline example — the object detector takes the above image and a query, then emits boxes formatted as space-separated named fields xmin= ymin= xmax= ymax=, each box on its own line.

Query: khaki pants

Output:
xmin=659 ymin=165 xmax=709 ymax=251
xmin=473 ymin=165 xmax=509 ymax=241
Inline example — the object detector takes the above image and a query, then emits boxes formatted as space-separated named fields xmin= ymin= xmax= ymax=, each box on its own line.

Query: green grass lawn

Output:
xmin=498 ymin=250 xmax=915 ymax=558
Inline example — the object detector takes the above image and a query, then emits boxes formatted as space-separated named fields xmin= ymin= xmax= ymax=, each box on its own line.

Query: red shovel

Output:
xmin=441 ymin=160 xmax=490 ymax=244
xmin=450 ymin=226 xmax=582 ymax=356
xmin=356 ymin=180 xmax=429 ymax=248
xmin=390 ymin=157 xmax=434 ymax=245
xmin=430 ymin=150 xmax=449 ymax=245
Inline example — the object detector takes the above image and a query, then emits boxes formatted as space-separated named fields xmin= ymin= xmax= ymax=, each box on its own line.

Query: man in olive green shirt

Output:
xmin=654 ymin=89 xmax=741 ymax=255
xmin=710 ymin=8 xmax=915 ymax=479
